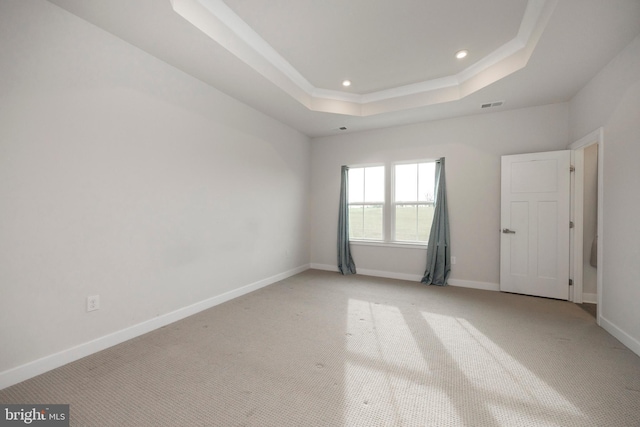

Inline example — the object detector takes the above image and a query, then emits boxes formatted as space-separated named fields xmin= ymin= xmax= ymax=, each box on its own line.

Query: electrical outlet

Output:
xmin=451 ymin=256 xmax=457 ymax=265
xmin=87 ymin=295 xmax=100 ymax=312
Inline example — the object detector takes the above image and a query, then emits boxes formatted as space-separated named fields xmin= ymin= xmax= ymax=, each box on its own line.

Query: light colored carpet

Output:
xmin=1 ymin=270 xmax=639 ymax=426
xmin=579 ymin=303 xmax=597 ymax=318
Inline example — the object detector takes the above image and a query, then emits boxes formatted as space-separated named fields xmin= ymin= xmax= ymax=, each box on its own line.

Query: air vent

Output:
xmin=481 ymin=101 xmax=504 ymax=109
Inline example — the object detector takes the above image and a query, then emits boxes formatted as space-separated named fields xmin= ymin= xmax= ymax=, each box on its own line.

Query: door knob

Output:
xmin=502 ymin=228 xmax=516 ymax=234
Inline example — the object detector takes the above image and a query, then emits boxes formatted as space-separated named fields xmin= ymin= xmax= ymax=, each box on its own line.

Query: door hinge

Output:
xmin=570 ymin=165 xmax=575 ymax=172
xmin=569 ymin=279 xmax=573 ymax=286
xmin=570 ymin=221 xmax=574 ymax=229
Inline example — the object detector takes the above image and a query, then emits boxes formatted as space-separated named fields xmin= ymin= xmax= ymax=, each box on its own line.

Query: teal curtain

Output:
xmin=421 ymin=158 xmax=451 ymax=286
xmin=338 ymin=166 xmax=356 ymax=275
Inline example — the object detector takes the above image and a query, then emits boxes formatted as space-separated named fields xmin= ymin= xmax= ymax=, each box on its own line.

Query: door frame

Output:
xmin=569 ymin=127 xmax=604 ymax=324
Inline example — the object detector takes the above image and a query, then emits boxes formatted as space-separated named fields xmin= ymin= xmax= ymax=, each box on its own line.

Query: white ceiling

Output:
xmin=222 ymin=0 xmax=528 ymax=93
xmin=47 ymin=0 xmax=640 ymax=137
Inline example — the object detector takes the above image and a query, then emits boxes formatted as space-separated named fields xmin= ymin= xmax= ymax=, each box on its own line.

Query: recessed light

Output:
xmin=342 ymin=80 xmax=352 ymax=87
xmin=455 ymin=50 xmax=468 ymax=59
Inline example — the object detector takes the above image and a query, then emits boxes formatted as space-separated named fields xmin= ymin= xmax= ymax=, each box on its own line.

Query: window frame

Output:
xmin=347 ymin=164 xmax=386 ymax=242
xmin=347 ymin=159 xmax=438 ymax=248
xmin=391 ymin=160 xmax=437 ymax=244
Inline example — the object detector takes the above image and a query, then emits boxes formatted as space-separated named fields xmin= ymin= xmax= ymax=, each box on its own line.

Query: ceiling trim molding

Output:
xmin=171 ymin=0 xmax=557 ymax=116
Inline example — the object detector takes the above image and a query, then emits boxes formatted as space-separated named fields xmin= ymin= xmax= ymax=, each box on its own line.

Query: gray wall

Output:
xmin=570 ymin=34 xmax=640 ymax=354
xmin=0 ymin=0 xmax=311 ymax=375
xmin=310 ymin=104 xmax=569 ymax=286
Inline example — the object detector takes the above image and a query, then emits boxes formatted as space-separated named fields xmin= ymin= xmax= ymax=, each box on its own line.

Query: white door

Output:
xmin=500 ymin=150 xmax=571 ymax=300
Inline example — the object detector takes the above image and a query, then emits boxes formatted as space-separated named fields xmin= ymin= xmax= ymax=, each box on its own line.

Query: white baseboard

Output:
xmin=582 ymin=293 xmax=598 ymax=304
xmin=310 ymin=264 xmax=420 ymax=281
xmin=599 ymin=315 xmax=640 ymax=358
xmin=310 ymin=263 xmax=338 ymax=272
xmin=309 ymin=264 xmax=499 ymax=291
xmin=448 ymin=279 xmax=500 ymax=291
xmin=0 ymin=264 xmax=310 ymax=390
xmin=356 ymin=268 xmax=422 ymax=282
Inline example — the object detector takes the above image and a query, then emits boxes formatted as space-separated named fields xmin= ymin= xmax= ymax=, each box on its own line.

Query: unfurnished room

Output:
xmin=1 ymin=0 xmax=640 ymax=426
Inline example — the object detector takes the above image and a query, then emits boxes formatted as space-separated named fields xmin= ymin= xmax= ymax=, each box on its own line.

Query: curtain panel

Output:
xmin=421 ymin=158 xmax=451 ymax=286
xmin=338 ymin=165 xmax=357 ymax=275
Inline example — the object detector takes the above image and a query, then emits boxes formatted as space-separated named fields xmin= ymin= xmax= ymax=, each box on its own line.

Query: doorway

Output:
xmin=582 ymin=144 xmax=598 ymax=306
xmin=569 ymin=128 xmax=604 ymax=324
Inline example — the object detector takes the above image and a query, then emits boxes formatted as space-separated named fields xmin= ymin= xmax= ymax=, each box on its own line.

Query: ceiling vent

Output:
xmin=481 ymin=101 xmax=504 ymax=109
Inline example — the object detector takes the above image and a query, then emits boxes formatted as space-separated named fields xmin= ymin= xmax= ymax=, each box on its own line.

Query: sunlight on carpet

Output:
xmin=341 ymin=296 xmax=593 ymax=426
xmin=423 ymin=312 xmax=588 ymax=426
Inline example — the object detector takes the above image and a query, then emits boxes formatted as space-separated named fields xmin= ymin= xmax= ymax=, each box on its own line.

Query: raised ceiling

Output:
xmin=222 ymin=0 xmax=528 ymax=93
xmin=170 ymin=0 xmax=552 ymax=116
xmin=47 ymin=0 xmax=640 ymax=137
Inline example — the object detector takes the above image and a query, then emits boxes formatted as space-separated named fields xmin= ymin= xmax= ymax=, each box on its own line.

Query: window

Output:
xmin=394 ymin=162 xmax=436 ymax=243
xmin=348 ymin=161 xmax=436 ymax=245
xmin=348 ymin=166 xmax=384 ymax=240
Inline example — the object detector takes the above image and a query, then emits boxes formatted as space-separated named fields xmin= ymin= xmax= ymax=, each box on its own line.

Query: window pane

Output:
xmin=395 ymin=164 xmax=417 ymax=202
xmin=395 ymin=204 xmax=434 ymax=242
xmin=395 ymin=204 xmax=417 ymax=241
xmin=418 ymin=204 xmax=435 ymax=241
xmin=348 ymin=206 xmax=364 ymax=239
xmin=348 ymin=168 xmax=364 ymax=203
xmin=364 ymin=166 xmax=385 ymax=202
xmin=362 ymin=205 xmax=383 ymax=239
xmin=418 ymin=162 xmax=436 ymax=202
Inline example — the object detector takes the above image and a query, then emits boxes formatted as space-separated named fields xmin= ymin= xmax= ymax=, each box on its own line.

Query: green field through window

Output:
xmin=395 ymin=205 xmax=434 ymax=242
xmin=349 ymin=205 xmax=383 ymax=240
xmin=347 ymin=162 xmax=435 ymax=243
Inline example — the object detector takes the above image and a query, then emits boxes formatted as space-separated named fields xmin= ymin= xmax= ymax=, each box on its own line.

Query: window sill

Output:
xmin=349 ymin=240 xmax=428 ymax=250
